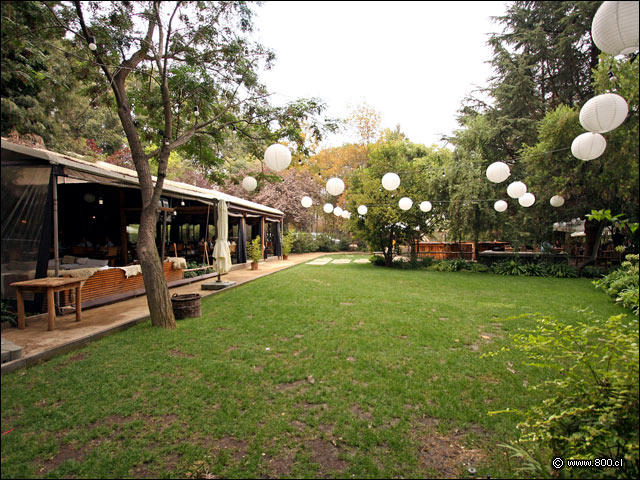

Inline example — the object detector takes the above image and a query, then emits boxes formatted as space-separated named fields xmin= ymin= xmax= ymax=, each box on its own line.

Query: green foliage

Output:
xmin=469 ymin=262 xmax=490 ymax=273
xmin=493 ymin=259 xmax=527 ymax=276
xmin=1 ymin=301 xmax=17 ymax=327
xmin=345 ymin=137 xmax=450 ymax=265
xmin=291 ymin=232 xmax=316 ymax=254
xmin=426 ymin=259 xmax=471 ymax=272
xmin=247 ymin=236 xmax=262 ymax=264
xmin=580 ymin=265 xmax=607 ymax=279
xmin=492 ymin=261 xmax=578 ymax=278
xmin=282 ymin=229 xmax=296 ymax=256
xmin=369 ymin=254 xmax=386 ymax=267
xmin=544 ymin=262 xmax=578 ymax=278
xmin=315 ymin=234 xmax=339 ymax=252
xmin=491 ymin=313 xmax=639 ymax=479
xmin=595 ymin=255 xmax=639 ymax=315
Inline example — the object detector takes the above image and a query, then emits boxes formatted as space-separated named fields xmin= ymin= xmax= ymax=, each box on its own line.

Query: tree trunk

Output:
xmin=578 ymin=219 xmax=605 ymax=273
xmin=138 ymin=204 xmax=176 ymax=329
xmin=384 ymin=230 xmax=394 ymax=267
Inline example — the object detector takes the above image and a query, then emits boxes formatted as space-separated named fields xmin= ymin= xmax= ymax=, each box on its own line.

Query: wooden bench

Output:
xmin=58 ymin=262 xmax=184 ymax=306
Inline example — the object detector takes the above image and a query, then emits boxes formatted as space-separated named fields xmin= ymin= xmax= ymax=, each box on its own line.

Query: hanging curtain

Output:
xmin=213 ymin=200 xmax=232 ymax=274
xmin=274 ymin=222 xmax=282 ymax=257
xmin=256 ymin=218 xmax=264 ymax=258
xmin=237 ymin=217 xmax=247 ymax=264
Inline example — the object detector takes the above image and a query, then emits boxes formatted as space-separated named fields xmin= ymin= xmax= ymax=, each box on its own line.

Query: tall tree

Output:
xmin=520 ymin=54 xmax=639 ymax=263
xmin=346 ymin=102 xmax=382 ymax=145
xmin=346 ymin=132 xmax=449 ymax=266
xmin=459 ymin=1 xmax=601 ymax=157
xmin=40 ymin=1 xmax=332 ymax=329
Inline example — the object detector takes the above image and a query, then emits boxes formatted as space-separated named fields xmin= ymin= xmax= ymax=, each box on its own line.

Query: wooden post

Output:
xmin=261 ymin=216 xmax=265 ymax=259
xmin=120 ymin=190 xmax=128 ymax=265
xmin=161 ymin=210 xmax=167 ymax=260
xmin=52 ymin=174 xmax=61 ymax=313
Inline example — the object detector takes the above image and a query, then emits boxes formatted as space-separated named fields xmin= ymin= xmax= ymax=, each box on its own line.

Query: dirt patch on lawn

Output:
xmin=263 ymin=446 xmax=297 ymax=478
xmin=169 ymin=348 xmax=196 ymax=358
xmin=53 ymin=352 xmax=89 ymax=371
xmin=307 ymin=438 xmax=349 ymax=476
xmin=411 ymin=417 xmax=487 ymax=478
xmin=211 ymin=436 xmax=249 ymax=463
xmin=37 ymin=443 xmax=85 ymax=475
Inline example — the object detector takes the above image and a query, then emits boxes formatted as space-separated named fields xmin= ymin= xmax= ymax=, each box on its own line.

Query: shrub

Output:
xmin=521 ymin=263 xmax=546 ymax=277
xmin=282 ymin=229 xmax=296 ymax=256
xmin=493 ymin=259 xmax=526 ymax=276
xmin=595 ymin=254 xmax=639 ymax=315
xmin=337 ymin=237 xmax=352 ymax=251
xmin=1 ymin=301 xmax=17 ymax=327
xmin=545 ymin=262 xmax=578 ymax=278
xmin=469 ymin=262 xmax=489 ymax=273
xmin=247 ymin=236 xmax=262 ymax=263
xmin=428 ymin=259 xmax=470 ymax=272
xmin=315 ymin=234 xmax=339 ymax=252
xmin=292 ymin=232 xmax=316 ymax=253
xmin=580 ymin=265 xmax=607 ymax=278
xmin=419 ymin=256 xmax=434 ymax=268
xmin=369 ymin=255 xmax=386 ymax=267
xmin=489 ymin=313 xmax=639 ymax=479
xmin=183 ymin=260 xmax=201 ymax=279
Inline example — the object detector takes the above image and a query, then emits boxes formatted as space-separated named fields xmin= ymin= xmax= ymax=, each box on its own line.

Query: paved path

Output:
xmin=1 ymin=252 xmax=333 ymax=373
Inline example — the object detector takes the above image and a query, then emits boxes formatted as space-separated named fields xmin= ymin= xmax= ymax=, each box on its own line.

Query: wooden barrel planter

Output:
xmin=171 ymin=293 xmax=201 ymax=319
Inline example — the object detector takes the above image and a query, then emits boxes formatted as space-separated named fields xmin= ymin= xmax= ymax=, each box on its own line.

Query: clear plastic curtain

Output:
xmin=1 ymin=164 xmax=52 ymax=302
xmin=274 ymin=222 xmax=282 ymax=257
xmin=213 ymin=200 xmax=232 ymax=274
xmin=237 ymin=217 xmax=247 ymax=264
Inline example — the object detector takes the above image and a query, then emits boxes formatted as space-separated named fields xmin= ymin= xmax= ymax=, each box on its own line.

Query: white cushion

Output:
xmin=86 ymin=258 xmax=109 ymax=267
xmin=76 ymin=257 xmax=89 ymax=265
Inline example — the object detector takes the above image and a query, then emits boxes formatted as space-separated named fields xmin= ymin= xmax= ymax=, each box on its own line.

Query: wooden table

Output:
xmin=10 ymin=277 xmax=83 ymax=331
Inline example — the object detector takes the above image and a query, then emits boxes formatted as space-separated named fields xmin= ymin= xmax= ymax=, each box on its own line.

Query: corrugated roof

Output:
xmin=1 ymin=139 xmax=284 ymax=216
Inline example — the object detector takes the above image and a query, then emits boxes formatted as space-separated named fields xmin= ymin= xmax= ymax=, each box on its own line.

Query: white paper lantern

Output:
xmin=518 ymin=192 xmax=536 ymax=207
xmin=486 ymin=162 xmax=511 ymax=183
xmin=494 ymin=200 xmax=508 ymax=212
xmin=333 ymin=206 xmax=343 ymax=217
xmin=381 ymin=172 xmax=400 ymax=191
xmin=398 ymin=197 xmax=413 ymax=211
xmin=241 ymin=176 xmax=257 ymax=192
xmin=264 ymin=144 xmax=291 ymax=171
xmin=571 ymin=132 xmax=607 ymax=161
xmin=579 ymin=93 xmax=629 ymax=133
xmin=592 ymin=1 xmax=639 ymax=56
xmin=323 ymin=203 xmax=333 ymax=214
xmin=301 ymin=196 xmax=313 ymax=208
xmin=357 ymin=205 xmax=368 ymax=215
xmin=341 ymin=210 xmax=349 ymax=219
xmin=550 ymin=195 xmax=565 ymax=207
xmin=507 ymin=181 xmax=527 ymax=199
xmin=325 ymin=177 xmax=345 ymax=196
xmin=419 ymin=201 xmax=432 ymax=212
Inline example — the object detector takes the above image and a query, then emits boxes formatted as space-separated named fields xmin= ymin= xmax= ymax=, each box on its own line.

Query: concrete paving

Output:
xmin=1 ymin=252 xmax=330 ymax=374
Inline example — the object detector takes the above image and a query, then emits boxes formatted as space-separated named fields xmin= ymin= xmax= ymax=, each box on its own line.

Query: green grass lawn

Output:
xmin=0 ymin=254 xmax=628 ymax=478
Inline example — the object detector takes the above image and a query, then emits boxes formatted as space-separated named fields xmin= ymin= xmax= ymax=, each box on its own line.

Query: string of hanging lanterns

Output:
xmin=242 ymin=3 xmax=639 ymax=227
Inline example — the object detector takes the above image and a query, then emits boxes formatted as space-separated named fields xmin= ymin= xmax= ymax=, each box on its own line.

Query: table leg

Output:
xmin=75 ymin=285 xmax=82 ymax=322
xmin=16 ymin=289 xmax=25 ymax=330
xmin=47 ymin=288 xmax=56 ymax=331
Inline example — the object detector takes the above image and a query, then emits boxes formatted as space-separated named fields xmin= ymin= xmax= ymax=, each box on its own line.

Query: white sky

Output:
xmin=252 ymin=1 xmax=509 ymax=149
